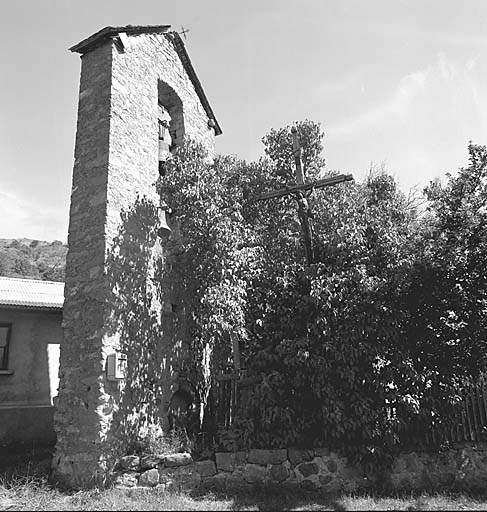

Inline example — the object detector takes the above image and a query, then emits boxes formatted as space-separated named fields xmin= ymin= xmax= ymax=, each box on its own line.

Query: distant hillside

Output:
xmin=0 ymin=239 xmax=67 ymax=282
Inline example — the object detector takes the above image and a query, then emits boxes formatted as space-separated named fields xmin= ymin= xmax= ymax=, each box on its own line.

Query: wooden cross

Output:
xmin=257 ymin=127 xmax=353 ymax=264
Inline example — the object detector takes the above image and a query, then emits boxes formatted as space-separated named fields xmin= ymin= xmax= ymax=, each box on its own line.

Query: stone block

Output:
xmin=194 ymin=460 xmax=217 ymax=477
xmin=314 ymin=447 xmax=330 ymax=457
xmin=163 ymin=453 xmax=192 ymax=467
xmin=248 ymin=448 xmax=287 ymax=465
xmin=119 ymin=455 xmax=140 ymax=471
xmin=158 ymin=465 xmax=201 ymax=490
xmin=114 ymin=471 xmax=139 ymax=487
xmin=242 ymin=463 xmax=266 ymax=484
xmin=200 ymin=473 xmax=228 ymax=492
xmin=140 ymin=455 xmax=163 ymax=470
xmin=301 ymin=479 xmax=319 ymax=491
xmin=138 ymin=468 xmax=159 ymax=487
xmin=177 ymin=465 xmax=200 ymax=481
xmin=288 ymin=448 xmax=313 ymax=467
xmin=268 ymin=463 xmax=289 ymax=482
xmin=226 ymin=474 xmax=253 ymax=492
xmin=326 ymin=459 xmax=338 ymax=473
xmin=235 ymin=451 xmax=247 ymax=465
xmin=319 ymin=474 xmax=333 ymax=486
xmin=158 ymin=467 xmax=175 ymax=485
xmin=296 ymin=462 xmax=319 ymax=478
xmin=215 ymin=452 xmax=235 ymax=471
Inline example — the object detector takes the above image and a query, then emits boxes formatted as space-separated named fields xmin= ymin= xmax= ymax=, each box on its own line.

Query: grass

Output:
xmin=2 ymin=447 xmax=487 ymax=511
xmin=3 ymin=479 xmax=487 ymax=512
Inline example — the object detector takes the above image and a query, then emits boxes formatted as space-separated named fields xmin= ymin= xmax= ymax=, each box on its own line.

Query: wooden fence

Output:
xmin=212 ymin=369 xmax=258 ymax=429
xmin=428 ymin=378 xmax=487 ymax=445
xmin=212 ymin=372 xmax=487 ymax=447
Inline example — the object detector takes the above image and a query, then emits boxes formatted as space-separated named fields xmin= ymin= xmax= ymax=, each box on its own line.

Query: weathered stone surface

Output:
xmin=296 ymin=462 xmax=319 ymax=478
xmin=140 ymin=455 xmax=163 ymax=470
xmin=163 ymin=453 xmax=192 ymax=467
xmin=120 ymin=455 xmax=140 ymax=470
xmin=288 ymin=448 xmax=313 ymax=467
xmin=319 ymin=474 xmax=333 ymax=486
xmin=326 ymin=459 xmax=338 ymax=473
xmin=200 ymin=473 xmax=228 ymax=492
xmin=314 ymin=447 xmax=330 ymax=457
xmin=195 ymin=460 xmax=217 ymax=477
xmin=242 ymin=463 xmax=266 ymax=483
xmin=226 ymin=474 xmax=255 ymax=492
xmin=248 ymin=449 xmax=287 ymax=465
xmin=178 ymin=466 xmax=201 ymax=490
xmin=268 ymin=463 xmax=289 ymax=482
xmin=114 ymin=471 xmax=139 ymax=487
xmin=215 ymin=452 xmax=235 ymax=472
xmin=138 ymin=468 xmax=160 ymax=487
xmin=108 ymin=445 xmax=487 ymax=493
xmin=159 ymin=465 xmax=200 ymax=485
xmin=235 ymin=451 xmax=247 ymax=465
xmin=301 ymin=479 xmax=319 ymax=491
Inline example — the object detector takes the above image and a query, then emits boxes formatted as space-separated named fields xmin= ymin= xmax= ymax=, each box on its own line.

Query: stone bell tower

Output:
xmin=52 ymin=25 xmax=221 ymax=488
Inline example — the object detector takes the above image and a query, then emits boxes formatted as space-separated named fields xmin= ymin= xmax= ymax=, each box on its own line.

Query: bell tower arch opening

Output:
xmin=158 ymin=80 xmax=184 ymax=173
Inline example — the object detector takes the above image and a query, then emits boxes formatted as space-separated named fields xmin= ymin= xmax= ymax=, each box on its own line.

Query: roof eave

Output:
xmin=69 ymin=25 xmax=171 ymax=54
xmin=168 ymin=32 xmax=223 ymax=136
xmin=0 ymin=303 xmax=63 ymax=311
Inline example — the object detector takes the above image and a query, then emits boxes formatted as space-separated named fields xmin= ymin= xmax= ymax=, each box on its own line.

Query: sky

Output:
xmin=0 ymin=0 xmax=486 ymax=242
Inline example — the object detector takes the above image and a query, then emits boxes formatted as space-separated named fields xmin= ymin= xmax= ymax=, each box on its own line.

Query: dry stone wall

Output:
xmin=111 ymin=444 xmax=487 ymax=493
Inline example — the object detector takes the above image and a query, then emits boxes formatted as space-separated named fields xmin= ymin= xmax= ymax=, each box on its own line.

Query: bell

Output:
xmin=157 ymin=208 xmax=171 ymax=238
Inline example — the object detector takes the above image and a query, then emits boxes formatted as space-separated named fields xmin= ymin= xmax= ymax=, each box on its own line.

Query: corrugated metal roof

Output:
xmin=0 ymin=277 xmax=64 ymax=309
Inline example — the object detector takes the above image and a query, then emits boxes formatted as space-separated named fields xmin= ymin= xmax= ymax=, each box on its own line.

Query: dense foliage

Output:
xmin=159 ymin=130 xmax=487 ymax=468
xmin=158 ymin=143 xmax=255 ymax=425
xmin=0 ymin=238 xmax=66 ymax=281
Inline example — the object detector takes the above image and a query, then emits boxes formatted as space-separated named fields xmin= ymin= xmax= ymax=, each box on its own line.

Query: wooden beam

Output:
xmin=291 ymin=127 xmax=305 ymax=185
xmin=256 ymin=173 xmax=354 ymax=201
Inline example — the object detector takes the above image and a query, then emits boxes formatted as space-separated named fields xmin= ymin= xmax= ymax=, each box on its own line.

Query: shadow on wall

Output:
xmin=104 ymin=195 xmax=191 ymax=453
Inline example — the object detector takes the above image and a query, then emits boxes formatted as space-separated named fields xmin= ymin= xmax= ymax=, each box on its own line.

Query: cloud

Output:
xmin=328 ymin=52 xmax=487 ymax=140
xmin=328 ymin=68 xmax=428 ymax=137
xmin=325 ymin=52 xmax=487 ymax=193
xmin=0 ymin=189 xmax=67 ymax=241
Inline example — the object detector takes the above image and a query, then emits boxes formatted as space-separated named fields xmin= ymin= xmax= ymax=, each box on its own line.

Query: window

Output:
xmin=0 ymin=323 xmax=12 ymax=370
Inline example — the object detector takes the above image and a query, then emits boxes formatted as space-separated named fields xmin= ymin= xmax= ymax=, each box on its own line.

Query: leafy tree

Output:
xmin=261 ymin=119 xmax=325 ymax=183
xmin=0 ymin=239 xmax=67 ymax=281
xmin=407 ymin=143 xmax=487 ymax=383
xmin=239 ymin=168 xmax=420 ymax=461
xmin=158 ymin=131 xmax=486 ymax=471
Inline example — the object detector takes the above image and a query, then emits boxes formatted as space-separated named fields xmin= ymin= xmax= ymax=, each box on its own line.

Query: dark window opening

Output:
xmin=0 ymin=323 xmax=12 ymax=370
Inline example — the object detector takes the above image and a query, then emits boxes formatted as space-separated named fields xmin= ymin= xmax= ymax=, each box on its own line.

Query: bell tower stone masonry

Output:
xmin=52 ymin=25 xmax=221 ymax=488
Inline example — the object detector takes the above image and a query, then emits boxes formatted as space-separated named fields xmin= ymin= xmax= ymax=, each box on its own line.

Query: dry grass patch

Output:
xmin=0 ymin=478 xmax=235 ymax=511
xmin=4 ymin=480 xmax=487 ymax=512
